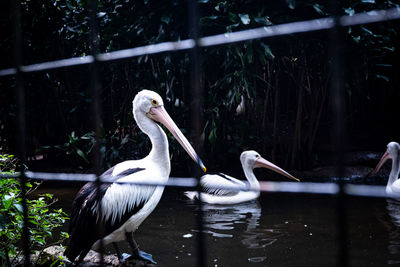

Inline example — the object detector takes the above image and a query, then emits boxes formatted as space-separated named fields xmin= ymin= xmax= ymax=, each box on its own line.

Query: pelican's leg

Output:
xmin=125 ymin=232 xmax=156 ymax=264
xmin=112 ymin=242 xmax=131 ymax=262
xmin=113 ymin=242 xmax=122 ymax=259
xmin=78 ymin=248 xmax=90 ymax=263
xmin=113 ymin=242 xmax=132 ymax=262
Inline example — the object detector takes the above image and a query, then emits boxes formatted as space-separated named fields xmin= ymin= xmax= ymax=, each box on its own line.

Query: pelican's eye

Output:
xmin=151 ymin=99 xmax=159 ymax=106
xmin=255 ymin=155 xmax=260 ymax=158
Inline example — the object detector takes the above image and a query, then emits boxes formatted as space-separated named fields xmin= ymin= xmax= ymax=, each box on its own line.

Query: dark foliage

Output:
xmin=0 ymin=0 xmax=399 ymax=175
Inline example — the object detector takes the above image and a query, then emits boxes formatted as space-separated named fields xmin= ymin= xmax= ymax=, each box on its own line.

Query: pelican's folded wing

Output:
xmin=200 ymin=173 xmax=248 ymax=197
xmin=65 ymin=167 xmax=152 ymax=261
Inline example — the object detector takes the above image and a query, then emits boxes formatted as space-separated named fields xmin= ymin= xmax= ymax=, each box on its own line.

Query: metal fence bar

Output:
xmin=2 ymin=170 xmax=394 ymax=200
xmin=10 ymin=0 xmax=30 ymax=265
xmin=188 ymin=0 xmax=207 ymax=265
xmin=200 ymin=7 xmax=400 ymax=47
xmin=344 ymin=184 xmax=387 ymax=198
xmin=88 ymin=0 xmax=106 ymax=264
xmin=1 ymin=7 xmax=399 ymax=77
xmin=329 ymin=1 xmax=349 ymax=265
xmin=2 ymin=171 xmax=393 ymax=198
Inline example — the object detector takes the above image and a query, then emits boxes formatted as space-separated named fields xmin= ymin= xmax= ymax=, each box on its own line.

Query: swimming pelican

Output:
xmin=185 ymin=150 xmax=299 ymax=204
xmin=372 ymin=141 xmax=400 ymax=195
xmin=64 ymin=90 xmax=206 ymax=263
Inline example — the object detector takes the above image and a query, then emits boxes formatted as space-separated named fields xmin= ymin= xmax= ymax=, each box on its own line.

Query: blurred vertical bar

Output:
xmin=11 ymin=0 xmax=30 ymax=266
xmin=329 ymin=0 xmax=348 ymax=266
xmin=10 ymin=0 xmax=31 ymax=266
xmin=188 ymin=0 xmax=206 ymax=266
xmin=89 ymin=0 xmax=105 ymax=264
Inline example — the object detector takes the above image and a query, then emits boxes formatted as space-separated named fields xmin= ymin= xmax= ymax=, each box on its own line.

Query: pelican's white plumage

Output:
xmin=372 ymin=141 xmax=400 ymax=195
xmin=65 ymin=90 xmax=206 ymax=263
xmin=185 ymin=150 xmax=299 ymax=205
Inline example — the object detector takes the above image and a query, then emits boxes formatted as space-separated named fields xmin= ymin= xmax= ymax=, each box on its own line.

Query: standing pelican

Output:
xmin=185 ymin=150 xmax=299 ymax=204
xmin=372 ymin=141 xmax=400 ymax=194
xmin=64 ymin=90 xmax=206 ymax=263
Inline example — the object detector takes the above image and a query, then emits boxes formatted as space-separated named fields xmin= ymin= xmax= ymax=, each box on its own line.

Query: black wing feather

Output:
xmin=202 ymin=172 xmax=241 ymax=197
xmin=65 ymin=182 xmax=111 ymax=260
xmin=114 ymin=167 xmax=145 ymax=178
xmin=65 ymin=167 xmax=147 ymax=261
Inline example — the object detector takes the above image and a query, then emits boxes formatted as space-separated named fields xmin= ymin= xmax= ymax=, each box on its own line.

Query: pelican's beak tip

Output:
xmin=202 ymin=165 xmax=207 ymax=173
xmin=196 ymin=157 xmax=207 ymax=173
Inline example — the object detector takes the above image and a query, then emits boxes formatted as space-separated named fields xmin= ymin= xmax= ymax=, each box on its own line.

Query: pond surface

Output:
xmin=49 ymin=185 xmax=400 ymax=266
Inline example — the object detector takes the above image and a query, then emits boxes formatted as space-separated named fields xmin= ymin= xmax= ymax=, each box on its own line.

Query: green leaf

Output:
xmin=29 ymin=219 xmax=39 ymax=225
xmin=344 ymin=7 xmax=355 ymax=16
xmin=228 ymin=12 xmax=237 ymax=23
xmin=351 ymin=35 xmax=360 ymax=43
xmin=203 ymin=15 xmax=218 ymax=20
xmin=61 ymin=232 xmax=70 ymax=239
xmin=286 ymin=0 xmax=296 ymax=10
xmin=161 ymin=16 xmax=170 ymax=24
xmin=361 ymin=26 xmax=381 ymax=38
xmin=36 ymin=238 xmax=45 ymax=246
xmin=376 ymin=74 xmax=390 ymax=82
xmin=254 ymin=16 xmax=272 ymax=26
xmin=97 ymin=12 xmax=106 ymax=18
xmin=226 ymin=23 xmax=240 ymax=32
xmin=239 ymin=14 xmax=250 ymax=25
xmin=3 ymin=194 xmax=14 ymax=209
xmin=14 ymin=203 xmax=23 ymax=214
xmin=313 ymin=4 xmax=325 ymax=15
xmin=260 ymin=43 xmax=275 ymax=59
xmin=75 ymin=148 xmax=89 ymax=163
xmin=50 ymin=259 xmax=60 ymax=267
xmin=208 ymin=128 xmax=217 ymax=144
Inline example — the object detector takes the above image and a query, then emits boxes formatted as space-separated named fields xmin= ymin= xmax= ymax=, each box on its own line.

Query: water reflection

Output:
xmin=386 ymin=198 xmax=400 ymax=264
xmin=201 ymin=201 xmax=283 ymax=250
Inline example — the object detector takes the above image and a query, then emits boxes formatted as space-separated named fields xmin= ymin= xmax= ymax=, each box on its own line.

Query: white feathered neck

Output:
xmin=133 ymin=104 xmax=171 ymax=177
xmin=240 ymin=156 xmax=260 ymax=190
xmin=388 ymin=150 xmax=400 ymax=191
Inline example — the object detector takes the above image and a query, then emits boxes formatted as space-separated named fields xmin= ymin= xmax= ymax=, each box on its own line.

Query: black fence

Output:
xmin=1 ymin=1 xmax=400 ymax=266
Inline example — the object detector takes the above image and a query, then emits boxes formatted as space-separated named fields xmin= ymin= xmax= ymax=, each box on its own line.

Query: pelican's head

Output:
xmin=372 ymin=141 xmax=400 ymax=175
xmin=133 ymin=90 xmax=206 ymax=173
xmin=133 ymin=89 xmax=165 ymax=114
xmin=240 ymin=150 xmax=299 ymax=182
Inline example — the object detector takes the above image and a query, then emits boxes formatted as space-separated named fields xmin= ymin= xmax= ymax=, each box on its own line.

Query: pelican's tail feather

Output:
xmin=184 ymin=191 xmax=198 ymax=200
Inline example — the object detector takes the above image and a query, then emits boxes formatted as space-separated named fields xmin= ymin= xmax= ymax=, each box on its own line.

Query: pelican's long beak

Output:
xmin=371 ymin=150 xmax=390 ymax=175
xmin=254 ymin=157 xmax=300 ymax=182
xmin=147 ymin=105 xmax=207 ymax=173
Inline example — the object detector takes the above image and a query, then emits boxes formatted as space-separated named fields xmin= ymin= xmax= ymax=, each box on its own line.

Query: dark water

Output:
xmin=49 ymin=187 xmax=400 ymax=266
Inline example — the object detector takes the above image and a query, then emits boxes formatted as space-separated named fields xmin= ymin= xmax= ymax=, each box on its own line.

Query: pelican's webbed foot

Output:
xmin=130 ymin=249 xmax=156 ymax=264
xmin=125 ymin=231 xmax=157 ymax=264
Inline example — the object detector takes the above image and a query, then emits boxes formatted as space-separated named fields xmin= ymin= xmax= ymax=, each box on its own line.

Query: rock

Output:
xmin=40 ymin=246 xmax=156 ymax=266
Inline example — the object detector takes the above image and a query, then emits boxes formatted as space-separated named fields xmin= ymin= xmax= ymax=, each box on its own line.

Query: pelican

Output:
xmin=185 ymin=150 xmax=299 ymax=204
xmin=372 ymin=141 xmax=400 ymax=195
xmin=64 ymin=90 xmax=206 ymax=264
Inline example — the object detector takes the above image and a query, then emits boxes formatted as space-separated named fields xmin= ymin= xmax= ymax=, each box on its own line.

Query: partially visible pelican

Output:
xmin=372 ymin=141 xmax=400 ymax=194
xmin=64 ymin=90 xmax=206 ymax=264
xmin=185 ymin=150 xmax=299 ymax=204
